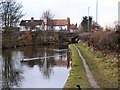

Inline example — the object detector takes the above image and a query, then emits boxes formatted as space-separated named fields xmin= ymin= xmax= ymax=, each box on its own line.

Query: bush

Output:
xmin=79 ymin=32 xmax=92 ymax=42
xmin=88 ymin=32 xmax=118 ymax=53
xmin=78 ymin=31 xmax=118 ymax=53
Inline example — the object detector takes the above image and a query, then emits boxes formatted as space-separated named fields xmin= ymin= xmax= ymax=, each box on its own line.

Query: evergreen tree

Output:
xmin=81 ymin=16 xmax=92 ymax=32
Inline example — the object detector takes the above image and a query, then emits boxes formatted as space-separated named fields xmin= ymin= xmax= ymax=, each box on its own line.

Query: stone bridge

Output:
xmin=65 ymin=32 xmax=79 ymax=43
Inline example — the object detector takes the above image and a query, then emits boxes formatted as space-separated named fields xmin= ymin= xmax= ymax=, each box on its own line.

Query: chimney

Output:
xmin=31 ymin=17 xmax=34 ymax=20
xmin=76 ymin=23 xmax=77 ymax=28
xmin=67 ymin=17 xmax=70 ymax=32
xmin=67 ymin=17 xmax=70 ymax=24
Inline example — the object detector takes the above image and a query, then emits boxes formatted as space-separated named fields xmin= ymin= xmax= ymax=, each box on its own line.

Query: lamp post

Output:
xmin=88 ymin=7 xmax=91 ymax=32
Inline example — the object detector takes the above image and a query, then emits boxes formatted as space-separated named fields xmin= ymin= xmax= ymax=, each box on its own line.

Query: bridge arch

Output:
xmin=71 ymin=36 xmax=79 ymax=43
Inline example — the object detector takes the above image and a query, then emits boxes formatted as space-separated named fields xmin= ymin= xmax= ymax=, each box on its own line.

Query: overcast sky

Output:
xmin=17 ymin=0 xmax=119 ymax=28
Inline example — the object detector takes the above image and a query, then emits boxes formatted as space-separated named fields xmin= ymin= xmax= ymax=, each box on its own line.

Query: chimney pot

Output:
xmin=31 ymin=17 xmax=34 ymax=20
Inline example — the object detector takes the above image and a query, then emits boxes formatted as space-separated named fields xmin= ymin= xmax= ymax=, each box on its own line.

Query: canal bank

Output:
xmin=2 ymin=31 xmax=69 ymax=49
xmin=64 ymin=42 xmax=118 ymax=88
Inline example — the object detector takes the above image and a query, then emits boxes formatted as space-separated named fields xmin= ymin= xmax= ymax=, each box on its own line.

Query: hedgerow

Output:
xmin=79 ymin=31 xmax=119 ymax=54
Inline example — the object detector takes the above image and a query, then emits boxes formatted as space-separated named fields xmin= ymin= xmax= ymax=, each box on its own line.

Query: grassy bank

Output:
xmin=64 ymin=44 xmax=91 ymax=88
xmin=76 ymin=42 xmax=118 ymax=88
xmin=64 ymin=42 xmax=118 ymax=88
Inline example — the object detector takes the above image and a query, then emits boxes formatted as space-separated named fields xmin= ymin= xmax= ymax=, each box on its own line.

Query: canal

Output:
xmin=1 ymin=45 xmax=71 ymax=88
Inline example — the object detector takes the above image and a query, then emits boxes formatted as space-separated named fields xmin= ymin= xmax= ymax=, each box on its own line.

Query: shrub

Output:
xmin=88 ymin=32 xmax=118 ymax=53
xmin=79 ymin=32 xmax=92 ymax=42
xmin=78 ymin=31 xmax=118 ymax=53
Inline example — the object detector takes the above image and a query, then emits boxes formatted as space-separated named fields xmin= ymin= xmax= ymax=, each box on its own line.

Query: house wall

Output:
xmin=20 ymin=26 xmax=26 ymax=31
xmin=54 ymin=26 xmax=67 ymax=30
xmin=20 ymin=24 xmax=44 ymax=31
xmin=46 ymin=26 xmax=67 ymax=31
xmin=36 ymin=25 xmax=44 ymax=30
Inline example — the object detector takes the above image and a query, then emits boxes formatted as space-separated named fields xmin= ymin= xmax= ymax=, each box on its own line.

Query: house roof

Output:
xmin=20 ymin=20 xmax=43 ymax=26
xmin=20 ymin=17 xmax=71 ymax=27
xmin=70 ymin=24 xmax=77 ymax=29
xmin=47 ymin=19 xmax=68 ymax=26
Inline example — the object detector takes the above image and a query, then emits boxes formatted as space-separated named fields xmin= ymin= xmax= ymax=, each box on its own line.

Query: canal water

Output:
xmin=1 ymin=45 xmax=71 ymax=88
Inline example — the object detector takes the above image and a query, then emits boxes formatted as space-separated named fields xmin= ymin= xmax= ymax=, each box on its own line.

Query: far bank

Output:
xmin=2 ymin=30 xmax=73 ymax=49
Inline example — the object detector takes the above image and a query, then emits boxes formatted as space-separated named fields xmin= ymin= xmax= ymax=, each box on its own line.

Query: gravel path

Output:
xmin=73 ymin=44 xmax=100 ymax=88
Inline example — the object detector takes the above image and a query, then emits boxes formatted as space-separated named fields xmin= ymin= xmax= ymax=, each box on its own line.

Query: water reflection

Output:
xmin=2 ymin=50 xmax=24 ymax=88
xmin=2 ymin=45 xmax=71 ymax=88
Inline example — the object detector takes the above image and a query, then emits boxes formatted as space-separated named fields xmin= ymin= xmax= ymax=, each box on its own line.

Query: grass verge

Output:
xmin=64 ymin=44 xmax=91 ymax=88
xmin=76 ymin=42 xmax=118 ymax=88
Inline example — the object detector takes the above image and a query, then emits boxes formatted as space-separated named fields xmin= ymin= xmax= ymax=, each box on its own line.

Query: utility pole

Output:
xmin=96 ymin=0 xmax=98 ymax=23
xmin=88 ymin=7 xmax=91 ymax=32
xmin=0 ymin=1 xmax=3 ymax=89
xmin=118 ymin=1 xmax=120 ymax=27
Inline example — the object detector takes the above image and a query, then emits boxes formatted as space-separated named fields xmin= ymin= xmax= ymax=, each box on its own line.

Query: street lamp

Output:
xmin=88 ymin=7 xmax=91 ymax=32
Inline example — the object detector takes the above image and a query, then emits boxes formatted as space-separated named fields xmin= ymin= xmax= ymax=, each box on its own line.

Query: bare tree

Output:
xmin=2 ymin=0 xmax=24 ymax=29
xmin=41 ymin=10 xmax=54 ymax=30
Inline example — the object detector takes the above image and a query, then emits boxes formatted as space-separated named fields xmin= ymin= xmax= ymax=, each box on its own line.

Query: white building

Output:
xmin=20 ymin=17 xmax=44 ymax=31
